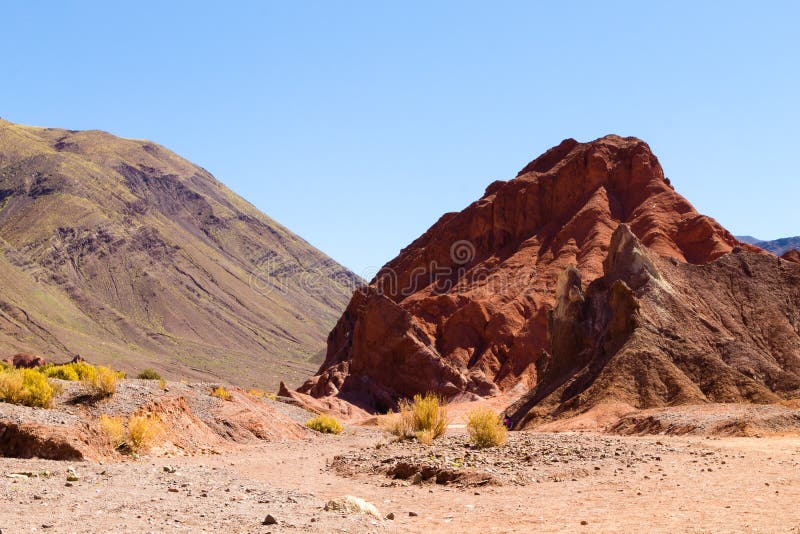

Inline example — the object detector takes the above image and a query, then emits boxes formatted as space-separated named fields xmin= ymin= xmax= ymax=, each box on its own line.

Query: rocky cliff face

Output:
xmin=506 ymin=225 xmax=800 ymax=428
xmin=0 ymin=119 xmax=360 ymax=387
xmin=300 ymin=135 xmax=757 ymax=410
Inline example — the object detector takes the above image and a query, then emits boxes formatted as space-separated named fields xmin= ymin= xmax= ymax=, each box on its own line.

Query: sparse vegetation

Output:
xmin=380 ymin=393 xmax=449 ymax=444
xmin=83 ymin=365 xmax=118 ymax=398
xmin=0 ymin=367 xmax=56 ymax=408
xmin=127 ymin=413 xmax=165 ymax=452
xmin=41 ymin=364 xmax=80 ymax=381
xmin=305 ymin=414 xmax=344 ymax=434
xmin=466 ymin=407 xmax=508 ymax=449
xmin=247 ymin=388 xmax=277 ymax=400
xmin=211 ymin=385 xmax=231 ymax=400
xmin=158 ymin=378 xmax=167 ymax=390
xmin=136 ymin=368 xmax=162 ymax=380
xmin=100 ymin=414 xmax=126 ymax=449
xmin=100 ymin=412 xmax=164 ymax=453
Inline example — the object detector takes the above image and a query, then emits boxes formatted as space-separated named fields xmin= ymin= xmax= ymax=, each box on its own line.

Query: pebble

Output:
xmin=263 ymin=514 xmax=277 ymax=525
xmin=386 ymin=512 xmax=395 ymax=520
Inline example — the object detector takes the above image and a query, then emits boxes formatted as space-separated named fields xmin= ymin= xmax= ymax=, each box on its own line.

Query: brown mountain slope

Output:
xmin=506 ymin=224 xmax=800 ymax=428
xmin=0 ymin=119 xmax=361 ymax=387
xmin=299 ymin=135 xmax=761 ymax=410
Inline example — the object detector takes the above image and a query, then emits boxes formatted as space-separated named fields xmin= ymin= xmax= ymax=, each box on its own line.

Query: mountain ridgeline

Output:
xmin=0 ymin=119 xmax=361 ymax=387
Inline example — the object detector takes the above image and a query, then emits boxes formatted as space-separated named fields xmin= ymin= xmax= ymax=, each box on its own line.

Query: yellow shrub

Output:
xmin=42 ymin=364 xmax=79 ymax=381
xmin=83 ymin=365 xmax=117 ymax=398
xmin=466 ymin=407 xmax=508 ymax=449
xmin=100 ymin=414 xmax=126 ymax=449
xmin=247 ymin=388 xmax=266 ymax=397
xmin=71 ymin=361 xmax=98 ymax=381
xmin=127 ymin=413 xmax=165 ymax=452
xmin=101 ymin=413 xmax=164 ymax=454
xmin=305 ymin=414 xmax=343 ymax=434
xmin=211 ymin=385 xmax=231 ymax=400
xmin=381 ymin=393 xmax=448 ymax=444
xmin=158 ymin=378 xmax=166 ymax=390
xmin=0 ymin=368 xmax=55 ymax=408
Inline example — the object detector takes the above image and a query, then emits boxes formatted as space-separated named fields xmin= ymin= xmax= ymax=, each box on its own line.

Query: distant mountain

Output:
xmin=0 ymin=119 xmax=361 ymax=388
xmin=735 ymin=236 xmax=800 ymax=256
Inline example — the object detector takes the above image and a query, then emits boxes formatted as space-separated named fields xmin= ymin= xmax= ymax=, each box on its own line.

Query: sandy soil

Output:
xmin=3 ymin=423 xmax=800 ymax=533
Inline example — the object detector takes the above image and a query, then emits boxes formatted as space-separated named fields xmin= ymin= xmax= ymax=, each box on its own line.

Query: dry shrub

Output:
xmin=211 ymin=385 xmax=231 ymax=400
xmin=99 ymin=413 xmax=164 ymax=454
xmin=100 ymin=414 xmax=126 ymax=449
xmin=157 ymin=378 xmax=167 ymax=390
xmin=0 ymin=368 xmax=56 ymax=408
xmin=466 ymin=407 xmax=507 ymax=449
xmin=381 ymin=393 xmax=448 ymax=444
xmin=127 ymin=414 xmax=165 ymax=452
xmin=84 ymin=365 xmax=117 ymax=398
xmin=305 ymin=414 xmax=343 ymax=434
xmin=248 ymin=388 xmax=277 ymax=401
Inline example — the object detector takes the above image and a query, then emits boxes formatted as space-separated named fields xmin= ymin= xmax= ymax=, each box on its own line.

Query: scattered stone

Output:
xmin=385 ymin=513 xmax=395 ymax=520
xmin=409 ymin=511 xmax=419 ymax=517
xmin=324 ymin=496 xmax=381 ymax=518
xmin=262 ymin=515 xmax=277 ymax=525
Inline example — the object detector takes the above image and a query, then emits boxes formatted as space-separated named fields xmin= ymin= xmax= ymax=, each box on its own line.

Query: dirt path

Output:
xmin=2 ymin=428 xmax=800 ymax=533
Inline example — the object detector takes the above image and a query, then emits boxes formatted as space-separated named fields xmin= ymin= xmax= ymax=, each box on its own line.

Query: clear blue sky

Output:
xmin=2 ymin=1 xmax=798 ymax=275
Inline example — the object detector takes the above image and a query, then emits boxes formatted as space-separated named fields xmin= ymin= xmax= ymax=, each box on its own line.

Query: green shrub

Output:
xmin=466 ymin=407 xmax=507 ymax=449
xmin=380 ymin=393 xmax=449 ymax=444
xmin=136 ymin=368 xmax=162 ymax=380
xmin=305 ymin=414 xmax=344 ymax=434
xmin=41 ymin=364 xmax=80 ymax=381
xmin=0 ymin=368 xmax=56 ymax=408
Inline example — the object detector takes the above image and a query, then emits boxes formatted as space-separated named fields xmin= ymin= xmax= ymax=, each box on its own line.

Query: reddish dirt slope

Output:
xmin=300 ymin=136 xmax=758 ymax=410
xmin=506 ymin=224 xmax=800 ymax=428
xmin=782 ymin=249 xmax=800 ymax=264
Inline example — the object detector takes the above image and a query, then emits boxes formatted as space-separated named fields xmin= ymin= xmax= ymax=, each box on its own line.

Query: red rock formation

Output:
xmin=299 ymin=136 xmax=760 ymax=410
xmin=9 ymin=353 xmax=46 ymax=368
xmin=782 ymin=249 xmax=800 ymax=264
xmin=506 ymin=224 xmax=800 ymax=428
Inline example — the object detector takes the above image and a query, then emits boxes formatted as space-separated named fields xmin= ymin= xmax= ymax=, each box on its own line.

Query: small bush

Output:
xmin=71 ymin=361 xmax=99 ymax=381
xmin=466 ymin=407 xmax=507 ymax=449
xmin=305 ymin=414 xmax=343 ymax=434
xmin=137 ymin=368 xmax=162 ymax=380
xmin=101 ymin=413 xmax=164 ymax=453
xmin=381 ymin=393 xmax=448 ymax=444
xmin=127 ymin=413 xmax=165 ymax=452
xmin=158 ymin=378 xmax=167 ymax=390
xmin=83 ymin=365 xmax=117 ymax=398
xmin=100 ymin=414 xmax=126 ymax=449
xmin=41 ymin=364 xmax=79 ymax=381
xmin=0 ymin=368 xmax=56 ymax=408
xmin=211 ymin=385 xmax=231 ymax=400
xmin=247 ymin=388 xmax=277 ymax=401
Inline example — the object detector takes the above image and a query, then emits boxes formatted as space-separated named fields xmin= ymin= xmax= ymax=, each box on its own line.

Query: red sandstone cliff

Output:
xmin=299 ymin=135 xmax=761 ymax=410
